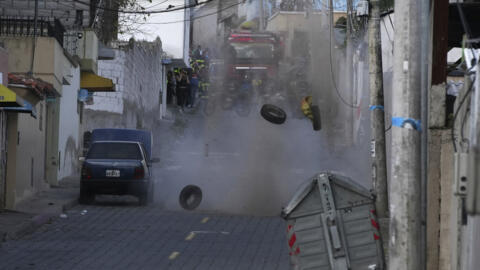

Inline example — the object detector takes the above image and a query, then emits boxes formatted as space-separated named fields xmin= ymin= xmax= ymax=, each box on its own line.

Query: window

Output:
xmin=75 ymin=10 xmax=84 ymax=26
xmin=231 ymin=43 xmax=275 ymax=60
xmin=87 ymin=143 xmax=143 ymax=160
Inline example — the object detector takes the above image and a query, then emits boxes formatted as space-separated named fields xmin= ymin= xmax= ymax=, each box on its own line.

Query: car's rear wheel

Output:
xmin=139 ymin=194 xmax=148 ymax=206
xmin=79 ymin=184 xmax=94 ymax=205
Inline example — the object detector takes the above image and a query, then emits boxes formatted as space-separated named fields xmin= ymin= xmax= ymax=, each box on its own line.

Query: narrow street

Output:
xmin=0 ymin=201 xmax=289 ymax=270
xmin=2 ymin=0 xmax=479 ymax=269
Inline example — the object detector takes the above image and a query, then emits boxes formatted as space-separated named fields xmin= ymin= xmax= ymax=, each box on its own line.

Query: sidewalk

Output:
xmin=0 ymin=176 xmax=79 ymax=242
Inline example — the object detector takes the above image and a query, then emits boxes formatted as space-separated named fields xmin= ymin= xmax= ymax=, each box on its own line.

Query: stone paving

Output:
xmin=0 ymin=199 xmax=290 ymax=270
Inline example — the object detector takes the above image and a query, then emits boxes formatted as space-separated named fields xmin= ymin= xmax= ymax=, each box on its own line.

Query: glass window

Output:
xmin=87 ymin=143 xmax=143 ymax=160
xmin=231 ymin=43 xmax=274 ymax=59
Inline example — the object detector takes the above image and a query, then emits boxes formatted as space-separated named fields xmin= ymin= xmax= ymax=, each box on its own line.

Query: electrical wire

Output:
xmin=452 ymin=76 xmax=476 ymax=153
xmin=137 ymin=1 xmax=243 ymax=25
xmin=460 ymin=105 xmax=471 ymax=147
xmin=328 ymin=0 xmax=359 ymax=109
xmin=387 ymin=14 xmax=394 ymax=31
xmin=144 ymin=0 xmax=170 ymax=10
xmin=73 ymin=0 xmax=213 ymax=14
xmin=382 ymin=19 xmax=393 ymax=53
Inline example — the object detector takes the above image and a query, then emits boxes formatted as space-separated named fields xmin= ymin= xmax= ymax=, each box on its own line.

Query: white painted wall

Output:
xmin=57 ymin=65 xmax=81 ymax=181
xmin=85 ymin=50 xmax=125 ymax=114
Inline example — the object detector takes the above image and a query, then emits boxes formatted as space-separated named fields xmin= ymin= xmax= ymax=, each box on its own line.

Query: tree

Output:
xmin=92 ymin=0 xmax=152 ymax=44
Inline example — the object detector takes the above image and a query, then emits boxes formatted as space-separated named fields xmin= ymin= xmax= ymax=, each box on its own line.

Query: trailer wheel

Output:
xmin=261 ymin=104 xmax=287 ymax=124
xmin=179 ymin=185 xmax=202 ymax=210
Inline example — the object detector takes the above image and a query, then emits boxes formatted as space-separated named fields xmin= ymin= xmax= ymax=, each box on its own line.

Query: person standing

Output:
xmin=176 ymin=70 xmax=189 ymax=111
xmin=188 ymin=73 xmax=199 ymax=108
xmin=167 ymin=71 xmax=175 ymax=105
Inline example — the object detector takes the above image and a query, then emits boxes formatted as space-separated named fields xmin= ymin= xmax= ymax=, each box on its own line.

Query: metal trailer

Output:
xmin=281 ymin=172 xmax=384 ymax=270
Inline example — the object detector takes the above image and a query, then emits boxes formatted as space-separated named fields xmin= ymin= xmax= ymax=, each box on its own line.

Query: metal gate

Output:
xmin=282 ymin=172 xmax=384 ymax=270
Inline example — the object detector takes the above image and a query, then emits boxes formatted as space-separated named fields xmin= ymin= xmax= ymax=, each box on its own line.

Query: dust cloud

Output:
xmin=152 ymin=6 xmax=371 ymax=216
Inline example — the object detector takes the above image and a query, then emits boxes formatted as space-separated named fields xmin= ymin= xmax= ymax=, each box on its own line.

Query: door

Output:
xmin=0 ymin=111 xmax=6 ymax=210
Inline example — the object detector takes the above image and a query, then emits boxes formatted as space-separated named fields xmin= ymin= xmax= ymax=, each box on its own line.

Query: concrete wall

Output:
xmin=267 ymin=12 xmax=324 ymax=59
xmin=83 ymin=40 xmax=165 ymax=133
xmin=191 ymin=4 xmax=218 ymax=50
xmin=0 ymin=47 xmax=7 ymax=210
xmin=57 ymin=66 xmax=81 ymax=182
xmin=0 ymin=37 xmax=66 ymax=94
xmin=0 ymin=47 xmax=7 ymax=85
xmin=5 ymin=101 xmax=48 ymax=209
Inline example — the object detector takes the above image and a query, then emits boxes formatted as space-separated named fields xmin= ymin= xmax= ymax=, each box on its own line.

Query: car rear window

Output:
xmin=87 ymin=143 xmax=143 ymax=160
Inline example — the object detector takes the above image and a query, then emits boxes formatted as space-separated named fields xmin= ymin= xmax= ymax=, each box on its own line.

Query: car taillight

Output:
xmin=134 ymin=166 xmax=144 ymax=179
xmin=81 ymin=166 xmax=92 ymax=179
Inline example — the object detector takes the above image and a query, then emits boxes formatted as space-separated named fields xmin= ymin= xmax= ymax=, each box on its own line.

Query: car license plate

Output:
xmin=106 ymin=170 xmax=120 ymax=177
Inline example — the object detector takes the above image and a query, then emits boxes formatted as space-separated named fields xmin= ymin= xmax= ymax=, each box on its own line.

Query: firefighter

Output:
xmin=301 ymin=96 xmax=313 ymax=120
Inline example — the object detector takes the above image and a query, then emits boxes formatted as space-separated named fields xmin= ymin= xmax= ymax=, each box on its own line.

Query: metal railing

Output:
xmin=0 ymin=17 xmax=65 ymax=47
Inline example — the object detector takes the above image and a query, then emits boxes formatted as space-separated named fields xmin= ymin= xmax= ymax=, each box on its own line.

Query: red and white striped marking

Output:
xmin=370 ymin=209 xmax=381 ymax=240
xmin=287 ymin=221 xmax=300 ymax=270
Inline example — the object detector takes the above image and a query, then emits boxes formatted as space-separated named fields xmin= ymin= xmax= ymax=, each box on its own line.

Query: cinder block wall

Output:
xmin=83 ymin=39 xmax=164 ymax=133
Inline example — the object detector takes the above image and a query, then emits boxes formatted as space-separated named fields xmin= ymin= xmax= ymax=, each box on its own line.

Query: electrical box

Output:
xmin=454 ymin=153 xmax=468 ymax=197
xmin=356 ymin=0 xmax=369 ymax=17
xmin=282 ymin=173 xmax=384 ymax=270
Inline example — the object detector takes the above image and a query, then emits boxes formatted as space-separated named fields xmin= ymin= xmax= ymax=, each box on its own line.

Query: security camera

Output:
xmin=77 ymin=33 xmax=83 ymax=39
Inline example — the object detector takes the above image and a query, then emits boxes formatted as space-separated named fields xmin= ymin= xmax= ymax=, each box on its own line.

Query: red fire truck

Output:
xmin=224 ymin=30 xmax=283 ymax=87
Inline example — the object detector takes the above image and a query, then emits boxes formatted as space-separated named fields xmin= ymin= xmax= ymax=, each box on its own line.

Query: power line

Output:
xmin=144 ymin=0 xmax=170 ymax=10
xmin=137 ymin=1 xmax=242 ymax=25
xmin=74 ymin=0 xmax=213 ymax=14
xmin=452 ymin=76 xmax=476 ymax=152
xmin=328 ymin=0 xmax=359 ymax=109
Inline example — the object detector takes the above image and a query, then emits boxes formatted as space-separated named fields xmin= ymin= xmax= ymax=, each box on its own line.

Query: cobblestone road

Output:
xmin=0 ymin=198 xmax=290 ymax=270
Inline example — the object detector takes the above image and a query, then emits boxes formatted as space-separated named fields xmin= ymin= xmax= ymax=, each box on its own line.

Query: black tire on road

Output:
xmin=260 ymin=104 xmax=287 ymax=124
xmin=179 ymin=185 xmax=203 ymax=210
xmin=311 ymin=105 xmax=321 ymax=131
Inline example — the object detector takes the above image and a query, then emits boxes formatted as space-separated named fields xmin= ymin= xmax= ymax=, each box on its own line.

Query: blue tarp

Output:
xmin=90 ymin=128 xmax=152 ymax=160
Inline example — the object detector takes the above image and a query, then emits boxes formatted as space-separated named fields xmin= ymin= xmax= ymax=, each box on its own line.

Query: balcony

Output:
xmin=0 ymin=17 xmax=65 ymax=47
xmin=64 ymin=29 xmax=99 ymax=74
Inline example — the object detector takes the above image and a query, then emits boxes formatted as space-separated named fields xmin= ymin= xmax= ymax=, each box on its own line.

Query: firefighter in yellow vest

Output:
xmin=301 ymin=96 xmax=313 ymax=120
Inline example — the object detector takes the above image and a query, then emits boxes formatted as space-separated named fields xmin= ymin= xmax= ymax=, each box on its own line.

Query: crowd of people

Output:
xmin=166 ymin=45 xmax=213 ymax=112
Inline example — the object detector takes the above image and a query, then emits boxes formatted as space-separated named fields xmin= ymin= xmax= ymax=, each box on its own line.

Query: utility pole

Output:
xmin=389 ymin=0 xmax=423 ymax=269
xmin=259 ymin=0 xmax=265 ymax=30
xmin=368 ymin=0 xmax=388 ymax=219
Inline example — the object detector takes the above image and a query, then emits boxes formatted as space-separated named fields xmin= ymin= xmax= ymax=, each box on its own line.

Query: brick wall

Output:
xmin=84 ymin=39 xmax=164 ymax=131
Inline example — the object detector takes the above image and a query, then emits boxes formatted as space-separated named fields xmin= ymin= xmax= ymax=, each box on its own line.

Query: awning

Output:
xmin=2 ymin=100 xmax=37 ymax=118
xmin=0 ymin=84 xmax=24 ymax=107
xmin=80 ymin=72 xmax=115 ymax=92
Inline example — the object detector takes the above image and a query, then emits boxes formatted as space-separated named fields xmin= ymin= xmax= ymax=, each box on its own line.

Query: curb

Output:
xmin=1 ymin=197 xmax=79 ymax=243
xmin=62 ymin=197 xmax=79 ymax=212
